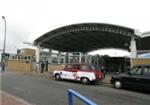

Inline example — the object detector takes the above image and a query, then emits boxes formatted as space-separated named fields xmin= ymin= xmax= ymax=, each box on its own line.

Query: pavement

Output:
xmin=102 ymin=74 xmax=112 ymax=84
xmin=1 ymin=91 xmax=33 ymax=105
xmin=0 ymin=71 xmax=33 ymax=105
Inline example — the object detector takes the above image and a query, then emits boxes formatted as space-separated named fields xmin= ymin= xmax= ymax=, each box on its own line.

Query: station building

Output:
xmin=5 ymin=23 xmax=150 ymax=73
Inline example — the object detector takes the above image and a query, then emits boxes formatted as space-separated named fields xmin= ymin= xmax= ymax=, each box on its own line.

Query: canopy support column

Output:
xmin=130 ymin=34 xmax=137 ymax=67
xmin=58 ymin=51 xmax=61 ymax=64
xmin=36 ymin=45 xmax=41 ymax=72
xmin=130 ymin=35 xmax=137 ymax=58
xmin=48 ymin=49 xmax=52 ymax=64
xmin=68 ymin=53 xmax=70 ymax=63
xmin=84 ymin=53 xmax=87 ymax=63
xmin=63 ymin=56 xmax=66 ymax=64
xmin=79 ymin=53 xmax=82 ymax=63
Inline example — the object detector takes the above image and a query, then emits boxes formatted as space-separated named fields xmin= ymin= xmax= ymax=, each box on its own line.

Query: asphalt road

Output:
xmin=1 ymin=72 xmax=150 ymax=105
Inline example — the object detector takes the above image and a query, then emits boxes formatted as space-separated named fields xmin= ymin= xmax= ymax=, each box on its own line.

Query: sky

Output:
xmin=0 ymin=0 xmax=150 ymax=56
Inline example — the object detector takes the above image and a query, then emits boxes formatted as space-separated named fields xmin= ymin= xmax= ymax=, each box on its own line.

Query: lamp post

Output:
xmin=2 ymin=16 xmax=7 ymax=71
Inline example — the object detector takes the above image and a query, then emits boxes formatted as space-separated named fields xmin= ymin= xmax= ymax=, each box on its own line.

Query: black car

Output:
xmin=111 ymin=64 xmax=150 ymax=91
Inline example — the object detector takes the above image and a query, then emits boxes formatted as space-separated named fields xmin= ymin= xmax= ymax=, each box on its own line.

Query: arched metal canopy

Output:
xmin=34 ymin=23 xmax=149 ymax=53
xmin=137 ymin=34 xmax=150 ymax=50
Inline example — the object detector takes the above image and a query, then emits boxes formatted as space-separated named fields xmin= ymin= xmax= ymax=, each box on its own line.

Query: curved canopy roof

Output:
xmin=137 ymin=35 xmax=150 ymax=50
xmin=34 ymin=23 xmax=149 ymax=53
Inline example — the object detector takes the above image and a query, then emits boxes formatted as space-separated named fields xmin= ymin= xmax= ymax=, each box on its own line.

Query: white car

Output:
xmin=53 ymin=63 xmax=104 ymax=84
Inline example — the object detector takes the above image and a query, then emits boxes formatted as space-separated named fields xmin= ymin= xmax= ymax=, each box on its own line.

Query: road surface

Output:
xmin=1 ymin=72 xmax=150 ymax=105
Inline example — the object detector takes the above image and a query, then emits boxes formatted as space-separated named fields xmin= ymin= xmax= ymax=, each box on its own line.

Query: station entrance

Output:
xmin=38 ymin=50 xmax=130 ymax=73
xmin=91 ymin=55 xmax=130 ymax=73
xmin=33 ymin=23 xmax=150 ymax=73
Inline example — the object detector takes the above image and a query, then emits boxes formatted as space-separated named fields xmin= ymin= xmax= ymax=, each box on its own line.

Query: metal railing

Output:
xmin=68 ymin=89 xmax=97 ymax=105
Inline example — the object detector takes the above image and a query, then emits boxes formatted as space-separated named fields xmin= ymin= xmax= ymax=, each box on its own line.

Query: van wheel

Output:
xmin=55 ymin=74 xmax=61 ymax=80
xmin=81 ymin=78 xmax=89 ymax=85
xmin=114 ymin=80 xmax=122 ymax=89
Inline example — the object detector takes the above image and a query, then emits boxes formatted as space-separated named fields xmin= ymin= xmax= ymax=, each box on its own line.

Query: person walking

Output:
xmin=41 ymin=62 xmax=45 ymax=73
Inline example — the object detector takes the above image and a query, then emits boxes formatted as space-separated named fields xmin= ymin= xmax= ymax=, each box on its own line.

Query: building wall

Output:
xmin=6 ymin=48 xmax=35 ymax=72
xmin=7 ymin=60 xmax=32 ymax=72
xmin=132 ymin=58 xmax=150 ymax=66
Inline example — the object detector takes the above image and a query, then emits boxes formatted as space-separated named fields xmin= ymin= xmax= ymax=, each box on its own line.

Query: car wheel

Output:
xmin=55 ymin=74 xmax=61 ymax=80
xmin=81 ymin=78 xmax=89 ymax=85
xmin=114 ymin=80 xmax=122 ymax=89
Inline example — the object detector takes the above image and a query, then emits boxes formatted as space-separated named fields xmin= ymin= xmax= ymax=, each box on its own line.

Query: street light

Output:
xmin=2 ymin=16 xmax=7 ymax=71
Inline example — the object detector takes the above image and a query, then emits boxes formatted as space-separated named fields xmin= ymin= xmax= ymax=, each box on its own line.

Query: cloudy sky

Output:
xmin=0 ymin=0 xmax=150 ymax=55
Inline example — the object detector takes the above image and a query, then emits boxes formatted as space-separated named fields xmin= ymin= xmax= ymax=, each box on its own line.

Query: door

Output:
xmin=139 ymin=66 xmax=150 ymax=90
xmin=122 ymin=66 xmax=144 ymax=88
xmin=61 ymin=64 xmax=78 ymax=80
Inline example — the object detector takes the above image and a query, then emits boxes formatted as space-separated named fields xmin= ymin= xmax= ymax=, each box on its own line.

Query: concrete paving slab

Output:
xmin=1 ymin=91 xmax=33 ymax=105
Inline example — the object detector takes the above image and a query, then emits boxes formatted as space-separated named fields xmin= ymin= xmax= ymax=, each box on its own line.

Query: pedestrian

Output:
xmin=41 ymin=62 xmax=44 ymax=73
xmin=1 ymin=62 xmax=5 ymax=72
xmin=101 ymin=66 xmax=106 ymax=78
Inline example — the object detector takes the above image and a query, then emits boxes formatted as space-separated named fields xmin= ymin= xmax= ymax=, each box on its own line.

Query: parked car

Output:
xmin=111 ymin=64 xmax=150 ymax=91
xmin=52 ymin=63 xmax=104 ymax=84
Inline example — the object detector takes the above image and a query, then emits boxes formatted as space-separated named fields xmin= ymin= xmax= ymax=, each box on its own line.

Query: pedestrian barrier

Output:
xmin=68 ymin=89 xmax=97 ymax=105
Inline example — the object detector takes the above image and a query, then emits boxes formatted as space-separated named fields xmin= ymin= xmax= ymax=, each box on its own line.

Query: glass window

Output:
xmin=18 ymin=56 xmax=20 ymax=60
xmin=74 ymin=64 xmax=80 ymax=69
xmin=21 ymin=56 xmax=24 ymax=60
xmin=15 ymin=56 xmax=17 ymax=60
xmin=28 ymin=56 xmax=31 ymax=60
xmin=24 ymin=56 xmax=27 ymax=60
xmin=143 ymin=66 xmax=150 ymax=75
xmin=89 ymin=64 xmax=95 ymax=70
xmin=131 ymin=66 xmax=143 ymax=75
xmin=12 ymin=56 xmax=14 ymax=60
xmin=81 ymin=65 xmax=90 ymax=70
xmin=65 ymin=65 xmax=73 ymax=69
